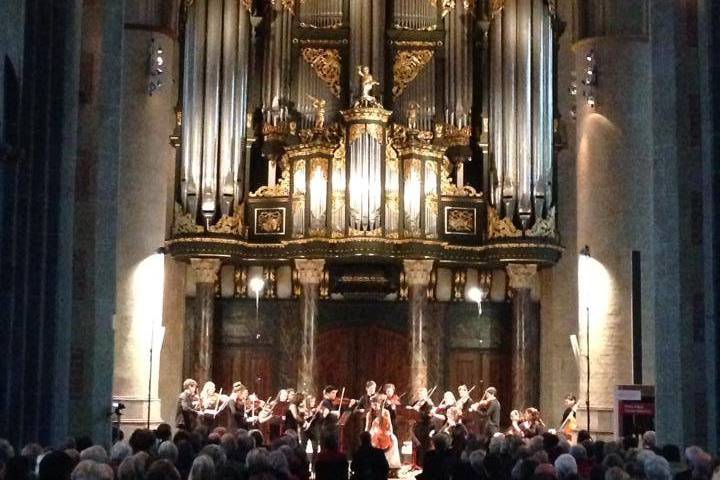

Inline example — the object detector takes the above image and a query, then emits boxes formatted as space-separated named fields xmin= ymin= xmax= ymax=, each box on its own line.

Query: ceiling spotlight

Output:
xmin=249 ymin=277 xmax=264 ymax=295
xmin=569 ymin=82 xmax=578 ymax=96
xmin=586 ymin=50 xmax=594 ymax=62
xmin=586 ymin=96 xmax=595 ymax=108
xmin=467 ymin=286 xmax=483 ymax=303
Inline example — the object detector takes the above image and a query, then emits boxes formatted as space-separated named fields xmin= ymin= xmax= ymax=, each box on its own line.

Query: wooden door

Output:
xmin=213 ymin=347 xmax=274 ymax=399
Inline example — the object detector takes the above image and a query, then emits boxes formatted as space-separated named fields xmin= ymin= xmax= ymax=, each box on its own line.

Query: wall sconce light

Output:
xmin=148 ymin=38 xmax=165 ymax=96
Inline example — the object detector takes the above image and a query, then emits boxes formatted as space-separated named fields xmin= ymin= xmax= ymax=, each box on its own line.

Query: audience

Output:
xmin=0 ymin=425 xmax=718 ymax=480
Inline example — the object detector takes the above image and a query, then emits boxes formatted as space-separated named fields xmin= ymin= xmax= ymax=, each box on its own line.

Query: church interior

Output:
xmin=1 ymin=0 xmax=719 ymax=477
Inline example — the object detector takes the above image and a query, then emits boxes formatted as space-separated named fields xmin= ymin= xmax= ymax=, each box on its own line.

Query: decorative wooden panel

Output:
xmin=213 ymin=347 xmax=274 ymax=399
xmin=448 ymin=350 xmax=511 ymax=424
xmin=317 ymin=326 xmax=409 ymax=399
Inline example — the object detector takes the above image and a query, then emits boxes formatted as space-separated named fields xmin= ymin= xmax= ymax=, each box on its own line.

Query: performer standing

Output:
xmin=506 ymin=409 xmax=524 ymax=437
xmin=284 ymin=389 xmax=301 ymax=437
xmin=520 ymin=407 xmax=545 ymax=438
xmin=265 ymin=389 xmax=290 ymax=441
xmin=368 ymin=393 xmax=402 ymax=474
xmin=175 ymin=378 xmax=200 ymax=430
xmin=470 ymin=386 xmax=501 ymax=438
xmin=227 ymin=382 xmax=251 ymax=432
xmin=455 ymin=384 xmax=475 ymax=434
xmin=383 ymin=383 xmax=401 ymax=435
xmin=430 ymin=391 xmax=457 ymax=434
xmin=409 ymin=386 xmax=435 ymax=467
xmin=558 ymin=394 xmax=578 ymax=441
xmin=354 ymin=381 xmax=377 ymax=415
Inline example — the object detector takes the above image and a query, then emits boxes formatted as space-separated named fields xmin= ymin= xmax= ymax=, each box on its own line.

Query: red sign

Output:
xmin=620 ymin=401 xmax=655 ymax=416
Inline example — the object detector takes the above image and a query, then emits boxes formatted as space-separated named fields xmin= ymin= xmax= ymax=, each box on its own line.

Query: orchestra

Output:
xmin=175 ymin=377 xmax=574 ymax=469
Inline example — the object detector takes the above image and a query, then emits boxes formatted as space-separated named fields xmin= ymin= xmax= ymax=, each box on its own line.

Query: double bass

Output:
xmin=370 ymin=398 xmax=393 ymax=451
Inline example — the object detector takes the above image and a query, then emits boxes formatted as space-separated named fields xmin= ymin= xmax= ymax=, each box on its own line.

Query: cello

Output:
xmin=370 ymin=395 xmax=393 ymax=451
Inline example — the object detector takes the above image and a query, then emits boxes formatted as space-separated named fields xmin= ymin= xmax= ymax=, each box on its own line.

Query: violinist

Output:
xmin=227 ymin=381 xmax=250 ymax=431
xmin=353 ymin=381 xmax=377 ymax=415
xmin=301 ymin=394 xmax=320 ymax=454
xmin=317 ymin=385 xmax=340 ymax=435
xmin=408 ymin=386 xmax=435 ymax=467
xmin=520 ymin=407 xmax=545 ymax=439
xmin=440 ymin=406 xmax=467 ymax=437
xmin=430 ymin=391 xmax=457 ymax=434
xmin=264 ymin=389 xmax=290 ymax=441
xmin=382 ymin=383 xmax=402 ymax=435
xmin=368 ymin=394 xmax=402 ymax=472
xmin=175 ymin=378 xmax=200 ymax=430
xmin=470 ymin=386 xmax=500 ymax=437
xmin=506 ymin=409 xmax=524 ymax=437
xmin=200 ymin=381 xmax=221 ymax=410
xmin=284 ymin=389 xmax=300 ymax=437
xmin=455 ymin=384 xmax=475 ymax=434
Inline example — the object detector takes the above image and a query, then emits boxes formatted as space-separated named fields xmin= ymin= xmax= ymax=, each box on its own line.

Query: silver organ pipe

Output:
xmin=489 ymin=0 xmax=555 ymax=224
xmin=181 ymin=0 xmax=251 ymax=222
xmin=219 ymin=0 xmax=238 ymax=215
xmin=201 ymin=0 xmax=222 ymax=220
xmin=181 ymin=1 xmax=200 ymax=215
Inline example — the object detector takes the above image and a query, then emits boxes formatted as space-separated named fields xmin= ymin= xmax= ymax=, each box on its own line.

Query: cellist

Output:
xmin=368 ymin=393 xmax=402 ymax=473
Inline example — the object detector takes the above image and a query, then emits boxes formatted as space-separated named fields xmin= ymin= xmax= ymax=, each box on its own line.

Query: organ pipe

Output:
xmin=181 ymin=0 xmax=251 ymax=222
xmin=489 ymin=0 xmax=555 ymax=226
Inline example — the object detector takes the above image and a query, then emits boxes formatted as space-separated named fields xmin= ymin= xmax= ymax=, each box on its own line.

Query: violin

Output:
xmin=411 ymin=385 xmax=437 ymax=410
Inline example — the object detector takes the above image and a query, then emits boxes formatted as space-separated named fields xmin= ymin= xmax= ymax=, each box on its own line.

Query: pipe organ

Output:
xmin=171 ymin=0 xmax=563 ymax=267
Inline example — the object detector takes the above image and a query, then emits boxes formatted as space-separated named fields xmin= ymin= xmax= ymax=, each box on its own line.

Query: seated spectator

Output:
xmin=146 ymin=459 xmax=181 ymax=480
xmin=110 ymin=441 xmax=132 ymax=468
xmin=71 ymin=459 xmax=113 ymax=480
xmin=188 ymin=455 xmax=215 ymax=480
xmin=80 ymin=446 xmax=109 ymax=465
xmin=418 ymin=433 xmax=454 ymax=480
xmin=158 ymin=441 xmax=179 ymax=465
xmin=38 ymin=450 xmax=74 ymax=480
xmin=642 ymin=431 xmax=660 ymax=454
xmin=643 ymin=454 xmax=671 ymax=480
xmin=314 ymin=433 xmax=348 ymax=480
xmin=350 ymin=432 xmax=388 ymax=480
xmin=555 ymin=453 xmax=578 ymax=480
xmin=156 ymin=424 xmax=173 ymax=443
xmin=604 ymin=466 xmax=630 ymax=480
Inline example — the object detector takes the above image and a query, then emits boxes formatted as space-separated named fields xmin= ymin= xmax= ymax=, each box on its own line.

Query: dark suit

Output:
xmin=175 ymin=391 xmax=198 ymax=430
xmin=484 ymin=399 xmax=500 ymax=436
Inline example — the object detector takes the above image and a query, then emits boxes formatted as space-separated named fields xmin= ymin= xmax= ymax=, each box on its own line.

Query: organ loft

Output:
xmin=168 ymin=0 xmax=561 ymax=434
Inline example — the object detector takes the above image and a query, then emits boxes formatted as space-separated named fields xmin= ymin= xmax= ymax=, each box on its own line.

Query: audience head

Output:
xmin=110 ymin=441 xmax=132 ymax=465
xmin=188 ymin=454 xmax=215 ymax=480
xmin=555 ymin=453 xmax=578 ymax=480
xmin=79 ymin=445 xmax=108 ymax=465
xmin=145 ymin=459 xmax=180 ymax=480
xmin=642 ymin=430 xmax=657 ymax=450
xmin=431 ymin=433 xmax=451 ymax=452
xmin=358 ymin=431 xmax=372 ymax=447
xmin=71 ymin=459 xmax=113 ymax=480
xmin=157 ymin=441 xmax=178 ymax=464
xmin=38 ymin=450 xmax=74 ymax=480
xmin=156 ymin=423 xmax=172 ymax=443
xmin=644 ymin=453 xmax=672 ymax=480
xmin=128 ymin=429 xmax=155 ymax=453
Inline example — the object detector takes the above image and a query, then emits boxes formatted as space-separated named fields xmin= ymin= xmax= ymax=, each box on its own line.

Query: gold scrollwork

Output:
xmin=256 ymin=209 xmax=284 ymax=234
xmin=446 ymin=207 xmax=475 ymax=234
xmin=173 ymin=203 xmax=204 ymax=234
xmin=490 ymin=0 xmax=504 ymax=18
xmin=348 ymin=123 xmax=385 ymax=144
xmin=301 ymin=48 xmax=341 ymax=98
xmin=392 ymin=49 xmax=434 ymax=98
xmin=250 ymin=166 xmax=290 ymax=197
xmin=430 ymin=0 xmax=456 ymax=17
xmin=487 ymin=206 xmax=522 ymax=239
xmin=208 ymin=209 xmax=244 ymax=235
xmin=527 ymin=207 xmax=558 ymax=239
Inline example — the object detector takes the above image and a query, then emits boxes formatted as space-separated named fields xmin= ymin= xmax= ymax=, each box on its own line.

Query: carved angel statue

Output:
xmin=407 ymin=102 xmax=419 ymax=130
xmin=307 ymin=94 xmax=326 ymax=129
xmin=357 ymin=66 xmax=379 ymax=103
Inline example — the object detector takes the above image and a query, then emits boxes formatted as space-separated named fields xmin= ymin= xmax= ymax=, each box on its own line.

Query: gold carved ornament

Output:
xmin=256 ymin=210 xmax=284 ymax=234
xmin=208 ymin=209 xmax=244 ymax=235
xmin=301 ymin=48 xmax=341 ymax=98
xmin=392 ymin=49 xmax=434 ymax=98
xmin=527 ymin=207 xmax=558 ymax=239
xmin=489 ymin=0 xmax=504 ymax=18
xmin=487 ymin=205 xmax=522 ymax=239
xmin=447 ymin=208 xmax=474 ymax=233
xmin=430 ymin=0 xmax=456 ymax=17
xmin=173 ymin=203 xmax=204 ymax=234
xmin=348 ymin=123 xmax=385 ymax=144
xmin=250 ymin=162 xmax=291 ymax=197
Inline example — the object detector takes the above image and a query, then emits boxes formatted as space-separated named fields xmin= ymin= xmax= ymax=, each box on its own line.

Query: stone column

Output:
xmin=295 ymin=259 xmax=325 ymax=393
xmin=190 ymin=259 xmax=221 ymax=384
xmin=404 ymin=259 xmax=435 ymax=395
xmin=507 ymin=264 xmax=540 ymax=410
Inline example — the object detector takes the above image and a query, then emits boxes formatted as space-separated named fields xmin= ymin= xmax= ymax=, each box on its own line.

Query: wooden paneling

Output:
xmin=448 ymin=350 xmax=512 ymax=421
xmin=213 ymin=347 xmax=274 ymax=399
xmin=317 ymin=326 xmax=409 ymax=398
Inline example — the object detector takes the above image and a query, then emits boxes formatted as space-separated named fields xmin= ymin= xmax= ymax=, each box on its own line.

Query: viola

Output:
xmin=331 ymin=397 xmax=356 ymax=407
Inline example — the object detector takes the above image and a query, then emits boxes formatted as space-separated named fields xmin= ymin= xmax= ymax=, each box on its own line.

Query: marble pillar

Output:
xmin=507 ymin=264 xmax=540 ymax=410
xmin=295 ymin=259 xmax=325 ymax=393
xmin=404 ymin=259 xmax=435 ymax=395
xmin=190 ymin=259 xmax=221 ymax=384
